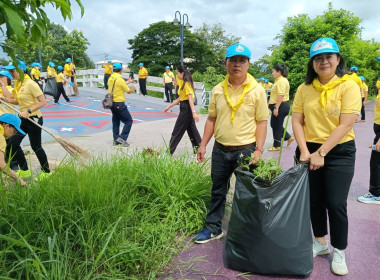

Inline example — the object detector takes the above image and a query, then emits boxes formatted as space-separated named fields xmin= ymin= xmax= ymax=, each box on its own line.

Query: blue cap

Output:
xmin=4 ymin=60 xmax=27 ymax=71
xmin=57 ymin=66 xmax=63 ymax=70
xmin=359 ymin=76 xmax=364 ymax=81
xmin=32 ymin=62 xmax=37 ymax=67
xmin=113 ymin=63 xmax=123 ymax=70
xmin=50 ymin=62 xmax=55 ymax=68
xmin=265 ymin=79 xmax=269 ymax=83
xmin=165 ymin=66 xmax=170 ymax=69
xmin=0 ymin=113 xmax=26 ymax=135
xmin=138 ymin=62 xmax=144 ymax=66
xmin=0 ymin=70 xmax=12 ymax=80
xmin=376 ymin=57 xmax=380 ymax=62
xmin=310 ymin=37 xmax=340 ymax=59
xmin=225 ymin=43 xmax=251 ymax=59
xmin=66 ymin=58 xmax=72 ymax=63
xmin=36 ymin=63 xmax=42 ymax=68
xmin=108 ymin=60 xmax=112 ymax=63
xmin=259 ymin=77 xmax=265 ymax=81
xmin=350 ymin=66 xmax=358 ymax=72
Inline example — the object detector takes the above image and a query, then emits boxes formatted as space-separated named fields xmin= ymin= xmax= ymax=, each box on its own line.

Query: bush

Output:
xmin=0 ymin=151 xmax=211 ymax=279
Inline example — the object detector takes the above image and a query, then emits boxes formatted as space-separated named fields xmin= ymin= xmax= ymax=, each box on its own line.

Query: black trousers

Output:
xmin=139 ymin=79 xmax=147 ymax=96
xmin=295 ymin=140 xmax=356 ymax=250
xmin=169 ymin=100 xmax=201 ymax=155
xmin=205 ymin=144 xmax=256 ymax=234
xmin=165 ymin=83 xmax=173 ymax=102
xmin=6 ymin=116 xmax=50 ymax=173
xmin=370 ymin=124 xmax=380 ymax=196
xmin=104 ymin=74 xmax=111 ymax=90
xmin=55 ymin=83 xmax=70 ymax=103
xmin=360 ymin=97 xmax=366 ymax=120
xmin=269 ymin=102 xmax=291 ymax=147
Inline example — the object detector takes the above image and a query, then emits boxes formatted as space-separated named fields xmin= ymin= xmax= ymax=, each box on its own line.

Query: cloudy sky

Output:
xmin=43 ymin=0 xmax=380 ymax=64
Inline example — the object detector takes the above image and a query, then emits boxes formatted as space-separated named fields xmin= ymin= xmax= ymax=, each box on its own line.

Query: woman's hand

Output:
xmin=163 ymin=106 xmax=170 ymax=113
xmin=299 ymin=150 xmax=311 ymax=163
xmin=19 ymin=111 xmax=29 ymax=119
xmin=193 ymin=112 xmax=199 ymax=122
xmin=309 ymin=152 xmax=324 ymax=170
xmin=273 ymin=107 xmax=279 ymax=117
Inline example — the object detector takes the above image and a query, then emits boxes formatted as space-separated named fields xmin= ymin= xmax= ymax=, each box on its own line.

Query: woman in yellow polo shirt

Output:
xmin=268 ymin=64 xmax=293 ymax=151
xmin=54 ymin=66 xmax=72 ymax=104
xmin=1 ymin=60 xmax=51 ymax=181
xmin=292 ymin=38 xmax=361 ymax=276
xmin=163 ymin=65 xmax=201 ymax=155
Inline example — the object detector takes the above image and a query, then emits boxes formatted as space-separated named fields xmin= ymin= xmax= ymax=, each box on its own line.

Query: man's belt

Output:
xmin=214 ymin=141 xmax=255 ymax=152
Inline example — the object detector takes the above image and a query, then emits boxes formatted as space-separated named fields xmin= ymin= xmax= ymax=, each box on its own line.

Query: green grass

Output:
xmin=0 ymin=150 xmax=211 ymax=279
xmin=146 ymin=90 xmax=164 ymax=99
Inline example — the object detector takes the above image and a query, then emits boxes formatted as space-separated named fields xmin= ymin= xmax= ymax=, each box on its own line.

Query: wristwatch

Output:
xmin=318 ymin=149 xmax=327 ymax=157
xmin=27 ymin=108 xmax=32 ymax=114
xmin=192 ymin=110 xmax=196 ymax=113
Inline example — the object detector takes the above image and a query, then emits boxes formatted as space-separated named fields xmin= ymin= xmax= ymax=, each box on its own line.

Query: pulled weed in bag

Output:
xmin=242 ymin=157 xmax=282 ymax=181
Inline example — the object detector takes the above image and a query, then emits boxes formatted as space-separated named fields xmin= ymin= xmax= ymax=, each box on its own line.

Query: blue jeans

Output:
xmin=205 ymin=144 xmax=256 ymax=234
xmin=110 ymin=102 xmax=133 ymax=142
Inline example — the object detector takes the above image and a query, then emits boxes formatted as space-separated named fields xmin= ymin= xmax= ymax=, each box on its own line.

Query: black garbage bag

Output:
xmin=223 ymin=163 xmax=313 ymax=277
xmin=43 ymin=77 xmax=58 ymax=98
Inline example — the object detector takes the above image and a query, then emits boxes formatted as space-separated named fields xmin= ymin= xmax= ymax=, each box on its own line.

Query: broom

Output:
xmin=72 ymin=55 xmax=80 ymax=96
xmin=0 ymin=100 xmax=92 ymax=164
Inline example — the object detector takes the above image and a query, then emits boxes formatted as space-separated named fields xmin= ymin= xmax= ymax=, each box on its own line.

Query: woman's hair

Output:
xmin=305 ymin=54 xmax=348 ymax=84
xmin=57 ymin=69 xmax=63 ymax=73
xmin=177 ymin=65 xmax=194 ymax=90
xmin=273 ymin=64 xmax=288 ymax=77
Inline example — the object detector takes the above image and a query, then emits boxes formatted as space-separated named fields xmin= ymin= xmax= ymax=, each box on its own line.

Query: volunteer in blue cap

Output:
xmin=348 ymin=66 xmax=364 ymax=90
xmin=64 ymin=58 xmax=75 ymax=96
xmin=1 ymin=60 xmax=52 ymax=181
xmin=107 ymin=63 xmax=136 ymax=147
xmin=0 ymin=70 xmax=16 ymax=115
xmin=292 ymin=37 xmax=361 ymax=276
xmin=194 ymin=43 xmax=269 ymax=244
xmin=162 ymin=66 xmax=175 ymax=102
xmin=268 ymin=64 xmax=294 ymax=151
xmin=47 ymin=62 xmax=57 ymax=78
xmin=54 ymin=66 xmax=72 ymax=104
xmin=138 ymin=62 xmax=148 ymax=96
xmin=356 ymin=76 xmax=368 ymax=122
xmin=30 ymin=62 xmax=43 ymax=91
xmin=102 ymin=60 xmax=113 ymax=90
xmin=0 ymin=113 xmax=27 ymax=187
xmin=163 ymin=65 xmax=201 ymax=155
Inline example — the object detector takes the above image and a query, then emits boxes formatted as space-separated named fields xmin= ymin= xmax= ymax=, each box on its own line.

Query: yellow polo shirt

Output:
xmin=376 ymin=80 xmax=380 ymax=95
xmin=47 ymin=66 xmax=56 ymax=78
xmin=138 ymin=67 xmax=148 ymax=79
xmin=56 ymin=73 xmax=65 ymax=83
xmin=103 ymin=63 xmax=113 ymax=74
xmin=0 ymin=86 xmax=15 ymax=114
xmin=361 ymin=82 xmax=368 ymax=98
xmin=350 ymin=73 xmax=364 ymax=89
xmin=31 ymin=68 xmax=41 ymax=80
xmin=269 ymin=76 xmax=289 ymax=104
xmin=164 ymin=71 xmax=175 ymax=83
xmin=374 ymin=98 xmax=380 ymax=125
xmin=293 ymin=76 xmax=361 ymax=144
xmin=0 ymin=125 xmax=6 ymax=153
xmin=177 ymin=80 xmax=195 ymax=101
xmin=64 ymin=63 xmax=72 ymax=77
xmin=14 ymin=78 xmax=43 ymax=117
xmin=209 ymin=75 xmax=269 ymax=146
xmin=108 ymin=73 xmax=130 ymax=102
xmin=264 ymin=82 xmax=273 ymax=90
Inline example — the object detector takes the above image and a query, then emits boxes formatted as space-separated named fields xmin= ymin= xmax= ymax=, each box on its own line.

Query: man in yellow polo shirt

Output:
xmin=138 ymin=62 xmax=148 ymax=96
xmin=0 ymin=113 xmax=27 ymax=187
xmin=357 ymin=76 xmax=368 ymax=122
xmin=162 ymin=66 xmax=175 ymax=102
xmin=194 ymin=43 xmax=269 ymax=243
xmin=64 ymin=58 xmax=75 ymax=96
xmin=103 ymin=60 xmax=113 ymax=90
xmin=108 ymin=63 xmax=136 ymax=147
xmin=30 ymin=62 xmax=43 ymax=91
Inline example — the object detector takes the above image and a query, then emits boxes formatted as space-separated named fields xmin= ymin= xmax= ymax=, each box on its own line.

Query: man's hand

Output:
xmin=273 ymin=107 xmax=279 ymax=117
xmin=197 ymin=145 xmax=206 ymax=163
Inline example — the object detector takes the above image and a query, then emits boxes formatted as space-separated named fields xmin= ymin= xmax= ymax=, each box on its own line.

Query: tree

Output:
xmin=6 ymin=23 xmax=94 ymax=69
xmin=194 ymin=23 xmax=240 ymax=72
xmin=0 ymin=0 xmax=84 ymax=66
xmin=128 ymin=21 xmax=215 ymax=76
xmin=265 ymin=2 xmax=380 ymax=96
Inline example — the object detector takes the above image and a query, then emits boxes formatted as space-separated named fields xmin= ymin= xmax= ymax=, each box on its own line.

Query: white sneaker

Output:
xmin=331 ymin=248 xmax=348 ymax=275
xmin=313 ymin=238 xmax=330 ymax=257
xmin=357 ymin=193 xmax=380 ymax=204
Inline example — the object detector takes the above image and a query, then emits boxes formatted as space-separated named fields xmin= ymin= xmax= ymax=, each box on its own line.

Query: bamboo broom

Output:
xmin=0 ymin=100 xmax=92 ymax=164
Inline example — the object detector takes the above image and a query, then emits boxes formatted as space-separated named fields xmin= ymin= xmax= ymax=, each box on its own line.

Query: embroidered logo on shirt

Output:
xmin=235 ymin=45 xmax=245 ymax=53
xmin=312 ymin=40 xmax=333 ymax=52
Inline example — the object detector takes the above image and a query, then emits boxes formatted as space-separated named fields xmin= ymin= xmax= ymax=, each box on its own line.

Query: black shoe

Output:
xmin=164 ymin=100 xmax=170 ymax=102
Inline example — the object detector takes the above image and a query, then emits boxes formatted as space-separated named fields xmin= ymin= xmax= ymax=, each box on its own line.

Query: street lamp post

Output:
xmin=172 ymin=11 xmax=192 ymax=65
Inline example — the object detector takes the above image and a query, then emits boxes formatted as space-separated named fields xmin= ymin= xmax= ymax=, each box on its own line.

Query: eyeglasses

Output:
xmin=227 ymin=57 xmax=248 ymax=64
xmin=313 ymin=54 xmax=337 ymax=63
